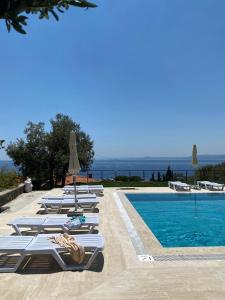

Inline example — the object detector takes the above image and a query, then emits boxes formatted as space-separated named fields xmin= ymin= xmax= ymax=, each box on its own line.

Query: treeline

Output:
xmin=114 ymin=163 xmax=225 ymax=183
xmin=115 ymin=166 xmax=174 ymax=182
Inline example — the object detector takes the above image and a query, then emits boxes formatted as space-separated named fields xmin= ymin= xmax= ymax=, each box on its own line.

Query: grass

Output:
xmin=86 ymin=180 xmax=168 ymax=187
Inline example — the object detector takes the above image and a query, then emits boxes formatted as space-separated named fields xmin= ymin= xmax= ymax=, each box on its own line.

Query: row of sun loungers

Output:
xmin=39 ymin=198 xmax=99 ymax=214
xmin=169 ymin=181 xmax=224 ymax=191
xmin=8 ymin=215 xmax=99 ymax=235
xmin=168 ymin=181 xmax=191 ymax=191
xmin=0 ymin=184 xmax=105 ymax=272
xmin=40 ymin=189 xmax=100 ymax=213
xmin=197 ymin=181 xmax=224 ymax=191
xmin=63 ymin=185 xmax=104 ymax=195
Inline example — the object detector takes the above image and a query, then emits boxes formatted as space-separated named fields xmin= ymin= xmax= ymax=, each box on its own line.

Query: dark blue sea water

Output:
xmin=88 ymin=157 xmax=225 ymax=179
xmin=1 ymin=156 xmax=225 ymax=179
xmin=0 ymin=160 xmax=15 ymax=170
xmin=126 ymin=193 xmax=225 ymax=247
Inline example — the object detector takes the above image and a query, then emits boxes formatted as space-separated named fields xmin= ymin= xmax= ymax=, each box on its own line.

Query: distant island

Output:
xmin=94 ymin=155 xmax=225 ymax=161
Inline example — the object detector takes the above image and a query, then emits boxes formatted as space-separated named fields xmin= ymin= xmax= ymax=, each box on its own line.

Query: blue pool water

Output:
xmin=126 ymin=193 xmax=225 ymax=247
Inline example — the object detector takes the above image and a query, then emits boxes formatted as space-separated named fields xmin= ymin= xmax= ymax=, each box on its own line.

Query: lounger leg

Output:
xmin=50 ymin=204 xmax=61 ymax=214
xmin=89 ymin=225 xmax=95 ymax=233
xmin=84 ymin=248 xmax=99 ymax=270
xmin=52 ymin=250 xmax=69 ymax=271
xmin=43 ymin=203 xmax=49 ymax=214
xmin=12 ymin=225 xmax=22 ymax=236
xmin=62 ymin=226 xmax=69 ymax=233
xmin=0 ymin=252 xmax=26 ymax=273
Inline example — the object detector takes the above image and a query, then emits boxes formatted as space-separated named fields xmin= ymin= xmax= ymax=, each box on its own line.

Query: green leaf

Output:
xmin=39 ymin=12 xmax=45 ymax=19
xmin=17 ymin=16 xmax=28 ymax=22
xmin=5 ymin=20 xmax=11 ymax=32
xmin=17 ymin=15 xmax=28 ymax=26
xmin=50 ymin=10 xmax=59 ymax=21
xmin=12 ymin=22 xmax=26 ymax=34
xmin=57 ymin=6 xmax=64 ymax=13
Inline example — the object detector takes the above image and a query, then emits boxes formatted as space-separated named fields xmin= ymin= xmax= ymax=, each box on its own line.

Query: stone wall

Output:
xmin=0 ymin=184 xmax=24 ymax=207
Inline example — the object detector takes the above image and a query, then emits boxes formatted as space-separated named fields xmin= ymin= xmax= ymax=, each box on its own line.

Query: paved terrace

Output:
xmin=0 ymin=187 xmax=225 ymax=299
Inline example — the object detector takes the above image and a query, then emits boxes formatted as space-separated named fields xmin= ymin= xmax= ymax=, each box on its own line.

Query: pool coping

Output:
xmin=113 ymin=191 xmax=225 ymax=262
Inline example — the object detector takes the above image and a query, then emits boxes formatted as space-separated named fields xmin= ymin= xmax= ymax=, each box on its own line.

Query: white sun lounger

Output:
xmin=42 ymin=193 xmax=97 ymax=201
xmin=197 ymin=181 xmax=224 ymax=191
xmin=8 ymin=215 xmax=99 ymax=235
xmin=168 ymin=181 xmax=191 ymax=191
xmin=0 ymin=233 xmax=104 ymax=272
xmin=63 ymin=185 xmax=104 ymax=195
xmin=39 ymin=198 xmax=99 ymax=214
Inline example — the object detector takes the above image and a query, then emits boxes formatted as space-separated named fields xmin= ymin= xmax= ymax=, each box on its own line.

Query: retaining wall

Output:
xmin=0 ymin=184 xmax=24 ymax=207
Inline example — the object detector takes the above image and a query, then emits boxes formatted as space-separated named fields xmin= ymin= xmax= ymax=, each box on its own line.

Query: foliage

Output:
xmin=196 ymin=162 xmax=225 ymax=183
xmin=0 ymin=0 xmax=97 ymax=34
xmin=7 ymin=122 xmax=50 ymax=188
xmin=6 ymin=113 xmax=94 ymax=189
xmin=0 ymin=139 xmax=5 ymax=149
xmin=114 ymin=175 xmax=142 ymax=182
xmin=0 ymin=169 xmax=20 ymax=191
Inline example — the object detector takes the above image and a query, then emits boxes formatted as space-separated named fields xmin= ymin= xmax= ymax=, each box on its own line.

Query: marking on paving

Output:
xmin=113 ymin=192 xmax=153 ymax=261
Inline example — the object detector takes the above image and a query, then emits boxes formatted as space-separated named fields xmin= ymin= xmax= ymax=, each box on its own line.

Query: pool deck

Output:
xmin=0 ymin=187 xmax=225 ymax=299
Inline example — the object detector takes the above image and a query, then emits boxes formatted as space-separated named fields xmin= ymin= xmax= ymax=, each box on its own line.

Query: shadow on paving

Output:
xmin=0 ymin=252 xmax=104 ymax=274
xmin=36 ymin=208 xmax=100 ymax=215
xmin=11 ymin=229 xmax=99 ymax=236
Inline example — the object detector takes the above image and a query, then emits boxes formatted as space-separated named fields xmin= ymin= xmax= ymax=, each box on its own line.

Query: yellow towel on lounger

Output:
xmin=49 ymin=233 xmax=85 ymax=264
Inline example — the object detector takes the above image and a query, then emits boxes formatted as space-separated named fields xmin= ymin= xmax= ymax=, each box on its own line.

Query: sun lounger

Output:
xmin=8 ymin=215 xmax=99 ymax=235
xmin=38 ymin=198 xmax=99 ymax=214
xmin=197 ymin=181 xmax=224 ymax=191
xmin=42 ymin=193 xmax=97 ymax=200
xmin=63 ymin=185 xmax=104 ymax=195
xmin=168 ymin=181 xmax=191 ymax=191
xmin=0 ymin=233 xmax=104 ymax=272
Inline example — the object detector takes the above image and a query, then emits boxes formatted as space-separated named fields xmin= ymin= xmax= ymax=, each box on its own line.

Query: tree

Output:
xmin=165 ymin=166 xmax=173 ymax=181
xmin=157 ymin=171 xmax=161 ymax=182
xmin=47 ymin=113 xmax=94 ymax=186
xmin=0 ymin=0 xmax=97 ymax=34
xmin=150 ymin=172 xmax=155 ymax=182
xmin=7 ymin=122 xmax=51 ymax=188
xmin=6 ymin=114 xmax=94 ymax=188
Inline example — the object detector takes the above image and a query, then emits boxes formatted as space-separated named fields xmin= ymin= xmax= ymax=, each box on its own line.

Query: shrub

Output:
xmin=115 ymin=176 xmax=129 ymax=182
xmin=114 ymin=175 xmax=142 ymax=182
xmin=196 ymin=163 xmax=225 ymax=183
xmin=129 ymin=176 xmax=142 ymax=182
xmin=0 ymin=169 xmax=20 ymax=191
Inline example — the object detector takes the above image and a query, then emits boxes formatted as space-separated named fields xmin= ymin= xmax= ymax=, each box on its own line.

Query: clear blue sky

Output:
xmin=1 ymin=0 xmax=225 ymax=159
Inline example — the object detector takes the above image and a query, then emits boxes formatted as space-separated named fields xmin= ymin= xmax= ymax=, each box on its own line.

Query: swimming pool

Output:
xmin=126 ymin=193 xmax=225 ymax=247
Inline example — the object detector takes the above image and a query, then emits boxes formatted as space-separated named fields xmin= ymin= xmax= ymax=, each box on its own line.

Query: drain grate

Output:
xmin=153 ymin=254 xmax=225 ymax=261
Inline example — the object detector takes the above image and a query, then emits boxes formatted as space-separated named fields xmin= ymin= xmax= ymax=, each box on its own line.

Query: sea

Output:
xmin=2 ymin=156 xmax=224 ymax=180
